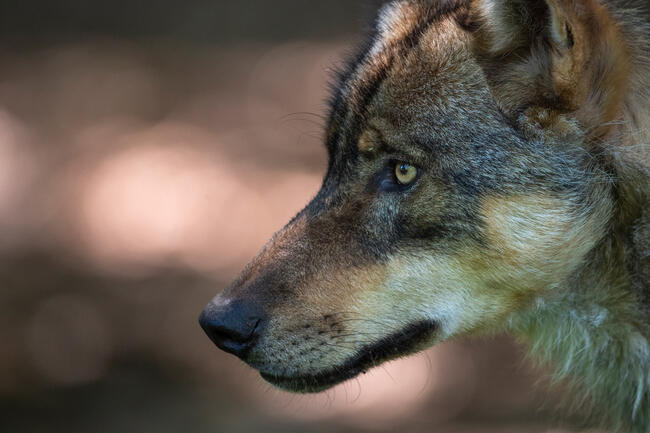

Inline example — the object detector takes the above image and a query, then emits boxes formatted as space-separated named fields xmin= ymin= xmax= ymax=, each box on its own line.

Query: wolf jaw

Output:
xmin=200 ymin=1 xmax=649 ymax=431
xmin=260 ymin=320 xmax=438 ymax=393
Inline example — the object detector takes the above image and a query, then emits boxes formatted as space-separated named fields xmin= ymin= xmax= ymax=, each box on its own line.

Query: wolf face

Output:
xmin=200 ymin=0 xmax=636 ymax=395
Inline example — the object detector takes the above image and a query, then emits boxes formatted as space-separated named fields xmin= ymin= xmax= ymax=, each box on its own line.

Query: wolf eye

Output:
xmin=376 ymin=161 xmax=420 ymax=192
xmin=395 ymin=163 xmax=418 ymax=185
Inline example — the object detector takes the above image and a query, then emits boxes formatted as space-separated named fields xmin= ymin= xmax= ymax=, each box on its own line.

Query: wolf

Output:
xmin=199 ymin=0 xmax=649 ymax=431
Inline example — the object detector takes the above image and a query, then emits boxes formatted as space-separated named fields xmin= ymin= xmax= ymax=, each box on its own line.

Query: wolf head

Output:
xmin=200 ymin=0 xmax=629 ymax=393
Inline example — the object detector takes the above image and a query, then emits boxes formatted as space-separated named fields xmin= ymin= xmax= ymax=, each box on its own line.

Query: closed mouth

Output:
xmin=260 ymin=320 xmax=438 ymax=393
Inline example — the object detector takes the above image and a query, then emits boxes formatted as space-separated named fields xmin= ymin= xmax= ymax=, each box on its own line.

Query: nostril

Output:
xmin=199 ymin=300 xmax=264 ymax=359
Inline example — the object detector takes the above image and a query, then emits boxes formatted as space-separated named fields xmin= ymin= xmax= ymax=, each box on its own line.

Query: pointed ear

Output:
xmin=474 ymin=0 xmax=574 ymax=54
xmin=468 ymin=0 xmax=630 ymax=139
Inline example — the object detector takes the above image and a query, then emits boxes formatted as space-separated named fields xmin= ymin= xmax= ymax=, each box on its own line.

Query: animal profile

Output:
xmin=200 ymin=1 xmax=649 ymax=431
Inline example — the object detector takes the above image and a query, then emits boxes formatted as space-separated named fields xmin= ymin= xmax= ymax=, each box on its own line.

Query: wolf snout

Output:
xmin=199 ymin=297 xmax=265 ymax=360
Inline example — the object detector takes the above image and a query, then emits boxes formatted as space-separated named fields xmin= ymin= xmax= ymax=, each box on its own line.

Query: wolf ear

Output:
xmin=468 ymin=0 xmax=630 ymax=139
xmin=474 ymin=0 xmax=575 ymax=55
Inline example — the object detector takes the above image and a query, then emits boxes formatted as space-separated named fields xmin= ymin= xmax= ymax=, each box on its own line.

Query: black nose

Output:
xmin=199 ymin=298 xmax=264 ymax=359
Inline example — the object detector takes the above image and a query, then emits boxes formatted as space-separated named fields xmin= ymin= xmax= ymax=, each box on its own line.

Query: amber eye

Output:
xmin=394 ymin=162 xmax=418 ymax=185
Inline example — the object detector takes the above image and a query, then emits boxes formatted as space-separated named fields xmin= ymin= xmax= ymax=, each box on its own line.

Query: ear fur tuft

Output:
xmin=469 ymin=0 xmax=632 ymax=140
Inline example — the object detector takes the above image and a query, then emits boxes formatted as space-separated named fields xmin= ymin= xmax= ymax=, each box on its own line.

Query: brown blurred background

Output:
xmin=0 ymin=1 xmax=619 ymax=432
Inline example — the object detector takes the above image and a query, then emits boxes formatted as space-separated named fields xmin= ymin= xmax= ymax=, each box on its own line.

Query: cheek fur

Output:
xmin=345 ymin=191 xmax=612 ymax=341
xmin=480 ymin=192 xmax=611 ymax=286
xmin=348 ymin=253 xmax=520 ymax=341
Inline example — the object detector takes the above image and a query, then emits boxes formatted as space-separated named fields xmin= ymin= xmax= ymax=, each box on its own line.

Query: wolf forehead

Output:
xmin=323 ymin=0 xmax=515 ymax=174
xmin=325 ymin=0 xmax=480 ymax=155
xmin=321 ymin=1 xmax=574 ymax=193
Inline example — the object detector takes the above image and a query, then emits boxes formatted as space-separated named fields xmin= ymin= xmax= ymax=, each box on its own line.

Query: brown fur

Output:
xmin=201 ymin=1 xmax=649 ymax=431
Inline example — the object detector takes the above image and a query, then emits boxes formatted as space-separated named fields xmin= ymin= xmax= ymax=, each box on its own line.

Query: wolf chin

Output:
xmin=200 ymin=1 xmax=649 ymax=431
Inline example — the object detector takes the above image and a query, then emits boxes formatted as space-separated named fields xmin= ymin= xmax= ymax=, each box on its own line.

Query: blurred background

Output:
xmin=0 ymin=1 xmax=616 ymax=432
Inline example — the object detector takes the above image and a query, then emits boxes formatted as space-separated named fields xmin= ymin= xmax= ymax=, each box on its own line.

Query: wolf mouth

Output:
xmin=260 ymin=320 xmax=438 ymax=393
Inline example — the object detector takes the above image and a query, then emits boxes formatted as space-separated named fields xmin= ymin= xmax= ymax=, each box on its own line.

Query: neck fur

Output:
xmin=509 ymin=265 xmax=649 ymax=432
xmin=509 ymin=5 xmax=649 ymax=431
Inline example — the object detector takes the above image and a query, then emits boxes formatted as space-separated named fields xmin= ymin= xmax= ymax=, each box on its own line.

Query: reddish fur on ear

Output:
xmin=469 ymin=0 xmax=631 ymax=140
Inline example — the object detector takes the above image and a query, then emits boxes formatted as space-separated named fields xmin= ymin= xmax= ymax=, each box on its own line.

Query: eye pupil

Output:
xmin=399 ymin=164 xmax=409 ymax=175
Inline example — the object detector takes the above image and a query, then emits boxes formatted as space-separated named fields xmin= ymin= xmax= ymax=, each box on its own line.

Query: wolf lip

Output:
xmin=260 ymin=320 xmax=438 ymax=393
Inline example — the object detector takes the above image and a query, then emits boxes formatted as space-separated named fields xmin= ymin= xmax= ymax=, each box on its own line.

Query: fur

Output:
xmin=201 ymin=1 xmax=649 ymax=431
